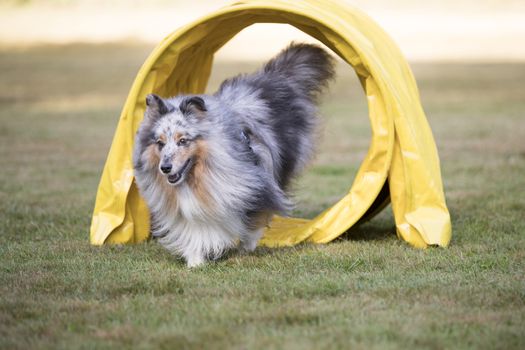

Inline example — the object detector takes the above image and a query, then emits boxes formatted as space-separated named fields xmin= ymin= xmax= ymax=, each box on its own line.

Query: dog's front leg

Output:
xmin=184 ymin=250 xmax=206 ymax=268
xmin=240 ymin=228 xmax=264 ymax=253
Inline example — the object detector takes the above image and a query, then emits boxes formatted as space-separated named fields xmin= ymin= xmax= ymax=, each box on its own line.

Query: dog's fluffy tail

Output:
xmin=261 ymin=43 xmax=335 ymax=102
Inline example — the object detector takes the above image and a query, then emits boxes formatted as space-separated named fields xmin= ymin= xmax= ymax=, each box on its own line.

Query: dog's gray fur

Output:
xmin=133 ymin=43 xmax=335 ymax=266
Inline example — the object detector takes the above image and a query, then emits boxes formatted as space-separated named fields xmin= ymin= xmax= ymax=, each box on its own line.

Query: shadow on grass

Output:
xmin=341 ymin=222 xmax=397 ymax=242
xmin=216 ymin=244 xmax=309 ymax=264
xmin=223 ymin=221 xmax=397 ymax=264
xmin=117 ymin=221 xmax=396 ymax=268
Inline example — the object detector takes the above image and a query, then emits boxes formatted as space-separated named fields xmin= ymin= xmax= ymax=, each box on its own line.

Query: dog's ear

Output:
xmin=145 ymin=94 xmax=170 ymax=119
xmin=179 ymin=96 xmax=207 ymax=119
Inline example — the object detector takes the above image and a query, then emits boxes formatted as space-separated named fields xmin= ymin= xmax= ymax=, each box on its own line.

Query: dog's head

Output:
xmin=134 ymin=94 xmax=209 ymax=186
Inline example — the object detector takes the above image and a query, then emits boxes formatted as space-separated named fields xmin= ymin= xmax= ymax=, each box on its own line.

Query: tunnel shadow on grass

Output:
xmin=132 ymin=218 xmax=397 ymax=267
xmin=340 ymin=221 xmax=397 ymax=242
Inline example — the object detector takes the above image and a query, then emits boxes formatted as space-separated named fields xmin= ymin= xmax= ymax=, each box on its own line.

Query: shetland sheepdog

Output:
xmin=133 ymin=43 xmax=335 ymax=267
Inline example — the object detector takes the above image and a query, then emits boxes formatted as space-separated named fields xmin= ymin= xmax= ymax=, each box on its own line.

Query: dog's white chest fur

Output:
xmin=151 ymin=183 xmax=242 ymax=267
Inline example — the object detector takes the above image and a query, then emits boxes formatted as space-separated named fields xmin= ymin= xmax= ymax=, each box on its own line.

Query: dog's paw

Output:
xmin=185 ymin=253 xmax=206 ymax=268
xmin=240 ymin=229 xmax=263 ymax=253
xmin=186 ymin=260 xmax=205 ymax=268
xmin=240 ymin=239 xmax=258 ymax=253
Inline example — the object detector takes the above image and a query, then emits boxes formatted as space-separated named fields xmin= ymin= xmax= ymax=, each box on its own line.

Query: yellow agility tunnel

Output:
xmin=90 ymin=0 xmax=452 ymax=248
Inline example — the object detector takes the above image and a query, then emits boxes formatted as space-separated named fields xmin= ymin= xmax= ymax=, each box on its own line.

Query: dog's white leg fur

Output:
xmin=241 ymin=228 xmax=264 ymax=252
xmin=184 ymin=250 xmax=206 ymax=268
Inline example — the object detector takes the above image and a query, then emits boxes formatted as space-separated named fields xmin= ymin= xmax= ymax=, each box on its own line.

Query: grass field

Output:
xmin=0 ymin=44 xmax=524 ymax=349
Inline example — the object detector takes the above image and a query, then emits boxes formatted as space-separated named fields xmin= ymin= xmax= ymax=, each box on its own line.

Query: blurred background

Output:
xmin=1 ymin=0 xmax=525 ymax=61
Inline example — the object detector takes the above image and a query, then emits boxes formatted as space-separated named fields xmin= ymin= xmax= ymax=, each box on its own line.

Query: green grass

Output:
xmin=1 ymin=43 xmax=524 ymax=349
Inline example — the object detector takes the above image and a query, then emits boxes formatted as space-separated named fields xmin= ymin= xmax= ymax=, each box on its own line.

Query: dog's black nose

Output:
xmin=160 ymin=164 xmax=172 ymax=174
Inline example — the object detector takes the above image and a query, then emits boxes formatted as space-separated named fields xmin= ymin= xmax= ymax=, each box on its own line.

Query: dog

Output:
xmin=133 ymin=43 xmax=335 ymax=267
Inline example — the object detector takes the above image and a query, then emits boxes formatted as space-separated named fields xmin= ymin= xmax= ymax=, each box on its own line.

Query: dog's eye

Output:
xmin=156 ymin=139 xmax=165 ymax=149
xmin=177 ymin=138 xmax=188 ymax=146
